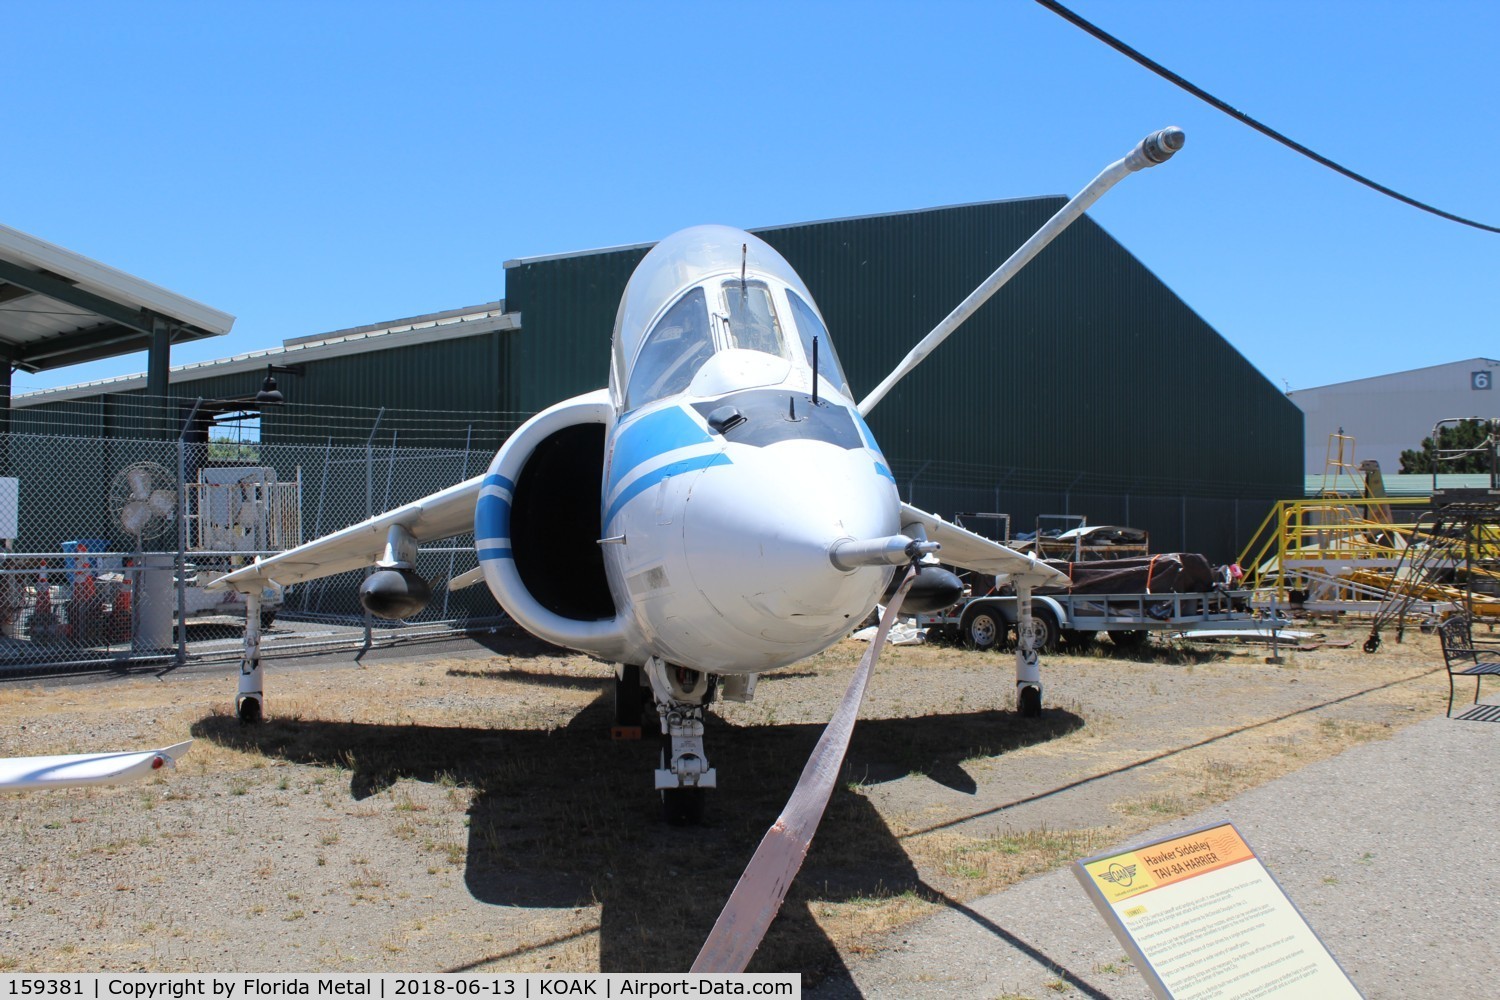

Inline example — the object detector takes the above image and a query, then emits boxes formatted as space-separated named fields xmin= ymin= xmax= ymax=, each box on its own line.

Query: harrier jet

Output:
xmin=212 ymin=128 xmax=1185 ymax=820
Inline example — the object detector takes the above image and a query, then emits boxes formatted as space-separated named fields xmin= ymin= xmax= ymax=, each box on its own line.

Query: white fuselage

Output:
xmin=600 ymin=390 xmax=899 ymax=673
xmin=475 ymin=226 xmax=903 ymax=675
xmin=598 ymin=226 xmax=901 ymax=673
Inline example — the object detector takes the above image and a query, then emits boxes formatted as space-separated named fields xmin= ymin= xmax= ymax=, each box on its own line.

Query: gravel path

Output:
xmin=809 ymin=708 xmax=1500 ymax=999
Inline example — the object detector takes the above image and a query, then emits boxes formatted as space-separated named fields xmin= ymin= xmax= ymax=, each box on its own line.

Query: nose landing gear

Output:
xmin=645 ymin=657 xmax=717 ymax=825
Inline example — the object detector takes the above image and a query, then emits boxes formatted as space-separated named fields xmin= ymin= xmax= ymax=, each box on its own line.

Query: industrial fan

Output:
xmin=108 ymin=462 xmax=178 ymax=546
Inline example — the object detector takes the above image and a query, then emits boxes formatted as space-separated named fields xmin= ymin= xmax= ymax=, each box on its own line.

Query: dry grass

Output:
xmin=0 ymin=621 xmax=1448 ymax=978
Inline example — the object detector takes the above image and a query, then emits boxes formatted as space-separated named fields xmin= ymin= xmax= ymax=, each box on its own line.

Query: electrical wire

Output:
xmin=1035 ymin=0 xmax=1500 ymax=234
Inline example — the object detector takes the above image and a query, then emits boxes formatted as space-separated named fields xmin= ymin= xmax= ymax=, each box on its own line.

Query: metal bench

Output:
xmin=1438 ymin=614 xmax=1500 ymax=719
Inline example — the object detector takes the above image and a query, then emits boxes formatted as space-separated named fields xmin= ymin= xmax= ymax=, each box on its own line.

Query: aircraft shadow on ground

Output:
xmin=196 ymin=698 xmax=1082 ymax=979
xmin=462 ymin=628 xmax=577 ymax=660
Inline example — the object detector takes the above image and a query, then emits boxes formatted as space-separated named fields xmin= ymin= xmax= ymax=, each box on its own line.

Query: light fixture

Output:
xmin=254 ymin=364 xmax=305 ymax=405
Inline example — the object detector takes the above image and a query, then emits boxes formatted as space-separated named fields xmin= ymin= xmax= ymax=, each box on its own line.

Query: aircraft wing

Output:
xmin=0 ymin=740 xmax=192 ymax=790
xmin=901 ymin=503 xmax=1071 ymax=589
xmin=210 ymin=475 xmax=485 ymax=593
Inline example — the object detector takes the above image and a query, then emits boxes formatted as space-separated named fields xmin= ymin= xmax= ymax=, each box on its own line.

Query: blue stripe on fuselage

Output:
xmin=603 ymin=451 xmax=730 ymax=528
xmin=607 ymin=405 xmax=713 ymax=496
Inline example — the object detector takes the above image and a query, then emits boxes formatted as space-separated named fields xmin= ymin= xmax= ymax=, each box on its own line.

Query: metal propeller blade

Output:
xmin=691 ymin=564 xmax=919 ymax=973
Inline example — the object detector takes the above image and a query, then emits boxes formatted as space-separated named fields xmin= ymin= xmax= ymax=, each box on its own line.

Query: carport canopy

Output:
xmin=0 ymin=223 xmax=234 ymax=406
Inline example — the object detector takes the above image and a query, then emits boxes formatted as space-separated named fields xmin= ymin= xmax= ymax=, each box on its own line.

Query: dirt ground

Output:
xmin=0 ymin=619 xmax=1451 ymax=981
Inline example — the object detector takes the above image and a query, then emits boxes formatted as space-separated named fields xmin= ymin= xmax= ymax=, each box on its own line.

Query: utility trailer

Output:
xmin=918 ymin=512 xmax=1255 ymax=650
xmin=918 ymin=588 xmax=1256 ymax=652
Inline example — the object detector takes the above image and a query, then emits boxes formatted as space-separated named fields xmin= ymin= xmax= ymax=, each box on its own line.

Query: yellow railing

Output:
xmin=1238 ymin=496 xmax=1500 ymax=614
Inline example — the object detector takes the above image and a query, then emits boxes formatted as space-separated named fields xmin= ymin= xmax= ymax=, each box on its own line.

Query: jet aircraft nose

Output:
xmin=681 ymin=437 xmax=900 ymax=653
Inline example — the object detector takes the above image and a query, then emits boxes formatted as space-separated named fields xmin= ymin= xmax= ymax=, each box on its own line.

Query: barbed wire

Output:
xmin=9 ymin=393 xmax=529 ymax=447
xmin=887 ymin=456 xmax=1278 ymax=500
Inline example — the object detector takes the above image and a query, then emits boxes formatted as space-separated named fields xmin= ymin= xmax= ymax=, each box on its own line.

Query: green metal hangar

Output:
xmin=505 ymin=199 xmax=1301 ymax=560
xmin=16 ymin=199 xmax=1301 ymax=560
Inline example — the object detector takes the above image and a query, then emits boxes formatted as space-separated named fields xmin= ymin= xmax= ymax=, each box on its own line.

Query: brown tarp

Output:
xmin=1036 ymin=552 xmax=1215 ymax=595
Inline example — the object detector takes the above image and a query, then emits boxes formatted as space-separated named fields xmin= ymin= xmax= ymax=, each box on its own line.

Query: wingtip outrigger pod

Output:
xmin=857 ymin=126 xmax=1187 ymax=416
xmin=1135 ymin=125 xmax=1186 ymax=167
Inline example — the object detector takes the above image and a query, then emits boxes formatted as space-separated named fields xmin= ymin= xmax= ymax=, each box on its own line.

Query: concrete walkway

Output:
xmin=810 ymin=710 xmax=1499 ymax=999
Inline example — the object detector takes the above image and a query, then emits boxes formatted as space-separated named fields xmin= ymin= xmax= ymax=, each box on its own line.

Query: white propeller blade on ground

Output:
xmin=692 ymin=566 xmax=918 ymax=973
xmin=0 ymin=740 xmax=193 ymax=791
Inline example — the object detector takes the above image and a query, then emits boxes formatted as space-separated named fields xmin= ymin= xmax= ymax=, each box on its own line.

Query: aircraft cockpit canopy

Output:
xmin=616 ymin=226 xmax=851 ymax=411
xmin=784 ymin=287 xmax=850 ymax=399
xmin=625 ymin=286 xmax=714 ymax=410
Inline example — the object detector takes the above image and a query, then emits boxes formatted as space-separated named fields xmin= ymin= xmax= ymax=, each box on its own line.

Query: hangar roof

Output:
xmin=13 ymin=300 xmax=515 ymax=406
xmin=0 ymin=223 xmax=234 ymax=373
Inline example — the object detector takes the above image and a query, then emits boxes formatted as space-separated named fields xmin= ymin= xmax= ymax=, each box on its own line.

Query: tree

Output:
xmin=1398 ymin=418 xmax=1497 ymax=474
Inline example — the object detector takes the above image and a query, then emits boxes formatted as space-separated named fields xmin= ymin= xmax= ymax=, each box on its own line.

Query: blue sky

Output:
xmin=6 ymin=0 xmax=1497 ymax=398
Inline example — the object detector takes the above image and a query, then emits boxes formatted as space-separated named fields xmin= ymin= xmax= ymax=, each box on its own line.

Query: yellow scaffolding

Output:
xmin=1238 ymin=496 xmax=1500 ymax=619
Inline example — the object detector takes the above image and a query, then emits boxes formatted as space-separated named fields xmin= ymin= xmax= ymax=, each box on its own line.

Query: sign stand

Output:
xmin=1074 ymin=822 xmax=1362 ymax=1000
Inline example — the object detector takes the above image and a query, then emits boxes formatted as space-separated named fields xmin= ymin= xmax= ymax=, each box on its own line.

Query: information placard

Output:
xmin=1073 ymin=822 xmax=1361 ymax=1000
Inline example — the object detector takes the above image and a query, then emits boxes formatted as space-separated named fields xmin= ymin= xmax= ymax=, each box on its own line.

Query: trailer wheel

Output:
xmin=1019 ymin=608 xmax=1060 ymax=652
xmin=1061 ymin=629 xmax=1097 ymax=651
xmin=1109 ymin=629 xmax=1151 ymax=652
xmin=962 ymin=607 xmax=1005 ymax=651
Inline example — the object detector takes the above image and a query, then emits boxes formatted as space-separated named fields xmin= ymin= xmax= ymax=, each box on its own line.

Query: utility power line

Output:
xmin=1036 ymin=0 xmax=1500 ymax=234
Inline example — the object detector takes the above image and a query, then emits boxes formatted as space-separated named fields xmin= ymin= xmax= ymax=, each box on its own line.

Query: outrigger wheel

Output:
xmin=1018 ymin=685 xmax=1042 ymax=718
xmin=237 ymin=696 xmax=263 ymax=725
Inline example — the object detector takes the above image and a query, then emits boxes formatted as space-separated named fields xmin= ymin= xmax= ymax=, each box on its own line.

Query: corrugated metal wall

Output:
xmin=180 ymin=336 xmax=507 ymax=427
xmin=502 ymin=249 xmax=647 ymax=415
xmin=504 ymin=199 xmax=1303 ymax=558
xmin=14 ymin=199 xmax=1301 ymax=562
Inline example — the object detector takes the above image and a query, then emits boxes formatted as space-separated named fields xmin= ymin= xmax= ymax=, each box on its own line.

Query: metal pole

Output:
xmin=301 ymin=437 xmax=333 ymax=614
xmin=175 ymin=398 xmax=203 ymax=668
xmin=441 ymin=424 xmax=474 ymax=621
xmin=147 ymin=317 xmax=172 ymax=438
xmin=362 ymin=408 xmax=385 ymax=650
xmin=858 ymin=127 xmax=1185 ymax=416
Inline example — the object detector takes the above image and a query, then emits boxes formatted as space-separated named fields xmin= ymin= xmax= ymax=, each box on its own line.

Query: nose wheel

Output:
xmin=659 ymin=745 xmax=707 ymax=825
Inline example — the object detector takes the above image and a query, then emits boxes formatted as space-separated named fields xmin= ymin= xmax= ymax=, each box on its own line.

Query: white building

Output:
xmin=1289 ymin=358 xmax=1500 ymax=475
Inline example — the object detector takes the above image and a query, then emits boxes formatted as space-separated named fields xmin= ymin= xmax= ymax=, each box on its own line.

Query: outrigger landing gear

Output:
xmin=236 ymin=591 xmax=266 ymax=724
xmin=1014 ymin=582 xmax=1043 ymax=718
xmin=645 ymin=657 xmax=717 ymax=825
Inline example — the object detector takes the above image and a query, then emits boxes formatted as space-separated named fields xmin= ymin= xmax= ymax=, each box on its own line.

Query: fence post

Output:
xmin=300 ymin=436 xmax=334 ymax=614
xmin=906 ymin=459 xmax=931 ymax=506
xmin=441 ymin=424 xmax=475 ymax=621
xmin=362 ymin=408 xmax=385 ymax=650
xmin=175 ymin=398 xmax=202 ymax=668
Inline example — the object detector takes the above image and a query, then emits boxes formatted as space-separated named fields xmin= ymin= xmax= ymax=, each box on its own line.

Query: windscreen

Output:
xmin=625 ymin=286 xmax=713 ymax=410
xmin=722 ymin=281 xmax=787 ymax=358
xmin=787 ymin=289 xmax=850 ymax=397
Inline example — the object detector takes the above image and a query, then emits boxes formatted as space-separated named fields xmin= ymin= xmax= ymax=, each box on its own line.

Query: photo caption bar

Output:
xmin=0 ymin=975 xmax=799 ymax=1000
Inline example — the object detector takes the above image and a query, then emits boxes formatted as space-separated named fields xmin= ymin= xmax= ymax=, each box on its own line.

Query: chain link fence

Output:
xmin=0 ymin=392 xmax=1285 ymax=676
xmin=894 ymin=459 xmax=1278 ymax=562
xmin=0 ymin=394 xmax=525 ymax=677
